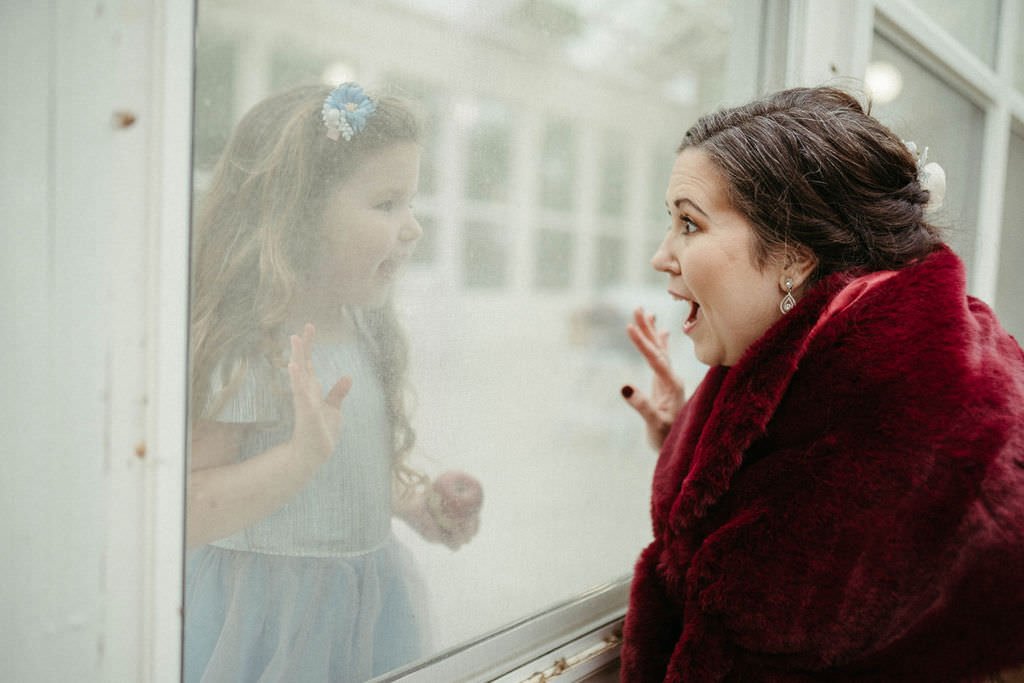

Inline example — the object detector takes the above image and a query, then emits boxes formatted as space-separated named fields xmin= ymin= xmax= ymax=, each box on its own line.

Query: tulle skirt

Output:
xmin=184 ymin=536 xmax=427 ymax=683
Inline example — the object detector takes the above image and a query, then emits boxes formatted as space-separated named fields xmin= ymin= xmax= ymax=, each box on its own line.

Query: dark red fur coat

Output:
xmin=621 ymin=246 xmax=1024 ymax=682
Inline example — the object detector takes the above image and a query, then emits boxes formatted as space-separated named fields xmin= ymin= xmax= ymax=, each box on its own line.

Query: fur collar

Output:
xmin=651 ymin=245 xmax=1024 ymax=533
xmin=629 ymin=244 xmax=1024 ymax=681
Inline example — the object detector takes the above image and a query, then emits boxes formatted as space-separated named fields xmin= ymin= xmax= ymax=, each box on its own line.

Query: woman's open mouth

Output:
xmin=682 ymin=299 xmax=700 ymax=334
xmin=670 ymin=289 xmax=700 ymax=334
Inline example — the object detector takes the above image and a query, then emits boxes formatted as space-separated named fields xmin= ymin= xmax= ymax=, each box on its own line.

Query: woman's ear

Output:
xmin=779 ymin=245 xmax=818 ymax=292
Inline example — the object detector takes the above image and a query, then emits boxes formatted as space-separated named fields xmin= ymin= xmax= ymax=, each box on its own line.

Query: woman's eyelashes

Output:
xmin=667 ymin=211 xmax=700 ymax=236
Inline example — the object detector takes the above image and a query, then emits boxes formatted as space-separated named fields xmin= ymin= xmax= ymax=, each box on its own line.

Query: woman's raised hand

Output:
xmin=622 ymin=307 xmax=686 ymax=451
xmin=287 ymin=323 xmax=352 ymax=466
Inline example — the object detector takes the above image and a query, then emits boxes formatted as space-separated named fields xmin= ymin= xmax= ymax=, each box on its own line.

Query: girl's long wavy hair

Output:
xmin=189 ymin=84 xmax=422 ymax=489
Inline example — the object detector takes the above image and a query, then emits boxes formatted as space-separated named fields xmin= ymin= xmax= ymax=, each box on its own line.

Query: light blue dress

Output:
xmin=184 ymin=338 xmax=425 ymax=682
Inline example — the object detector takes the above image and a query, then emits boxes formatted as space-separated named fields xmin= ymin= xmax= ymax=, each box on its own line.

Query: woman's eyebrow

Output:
xmin=666 ymin=197 xmax=709 ymax=217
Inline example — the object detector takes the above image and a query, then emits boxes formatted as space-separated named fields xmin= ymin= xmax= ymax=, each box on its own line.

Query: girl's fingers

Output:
xmin=288 ymin=335 xmax=306 ymax=385
xmin=324 ymin=376 xmax=352 ymax=409
xmin=445 ymin=516 xmax=480 ymax=550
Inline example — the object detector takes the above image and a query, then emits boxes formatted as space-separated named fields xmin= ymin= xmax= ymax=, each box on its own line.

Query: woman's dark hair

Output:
xmin=680 ymin=86 xmax=942 ymax=280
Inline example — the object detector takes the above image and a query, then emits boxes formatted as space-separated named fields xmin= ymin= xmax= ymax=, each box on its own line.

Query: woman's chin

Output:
xmin=692 ymin=344 xmax=728 ymax=368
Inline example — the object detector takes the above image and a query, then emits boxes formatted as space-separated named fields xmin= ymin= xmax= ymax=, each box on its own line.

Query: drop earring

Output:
xmin=780 ymin=277 xmax=796 ymax=314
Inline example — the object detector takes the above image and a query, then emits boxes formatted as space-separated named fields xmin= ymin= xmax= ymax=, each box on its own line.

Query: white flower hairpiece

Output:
xmin=903 ymin=140 xmax=946 ymax=212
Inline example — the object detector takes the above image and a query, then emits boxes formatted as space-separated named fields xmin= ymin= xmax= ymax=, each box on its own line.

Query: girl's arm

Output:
xmin=186 ymin=325 xmax=351 ymax=548
xmin=187 ymin=421 xmax=320 ymax=547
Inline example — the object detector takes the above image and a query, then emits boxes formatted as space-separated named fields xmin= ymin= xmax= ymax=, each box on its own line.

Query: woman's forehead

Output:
xmin=665 ymin=148 xmax=731 ymax=212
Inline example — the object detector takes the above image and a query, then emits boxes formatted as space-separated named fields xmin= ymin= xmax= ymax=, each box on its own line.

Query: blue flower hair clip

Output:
xmin=321 ymin=82 xmax=376 ymax=141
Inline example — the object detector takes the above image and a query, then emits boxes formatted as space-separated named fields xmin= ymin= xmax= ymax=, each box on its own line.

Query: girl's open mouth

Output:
xmin=378 ymin=255 xmax=404 ymax=278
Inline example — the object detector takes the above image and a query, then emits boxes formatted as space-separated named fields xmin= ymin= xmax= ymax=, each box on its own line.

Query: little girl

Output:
xmin=185 ymin=83 xmax=482 ymax=682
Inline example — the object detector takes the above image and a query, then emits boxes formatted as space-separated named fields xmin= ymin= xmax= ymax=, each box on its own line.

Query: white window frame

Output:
xmin=873 ymin=0 xmax=1023 ymax=304
xmin=2 ymin=0 xmax=192 ymax=680
xmin=786 ymin=0 xmax=1023 ymax=306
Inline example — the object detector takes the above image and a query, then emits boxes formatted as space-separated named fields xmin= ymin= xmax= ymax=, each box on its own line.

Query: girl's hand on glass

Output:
xmin=622 ymin=307 xmax=685 ymax=451
xmin=287 ymin=323 xmax=352 ymax=466
xmin=398 ymin=471 xmax=482 ymax=551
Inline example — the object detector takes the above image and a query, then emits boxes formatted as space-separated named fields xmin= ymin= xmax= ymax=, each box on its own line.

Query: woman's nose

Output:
xmin=650 ymin=235 xmax=678 ymax=275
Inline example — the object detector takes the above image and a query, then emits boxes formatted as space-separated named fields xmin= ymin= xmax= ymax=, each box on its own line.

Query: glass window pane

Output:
xmin=600 ymin=137 xmax=627 ymax=217
xmin=540 ymin=118 xmax=576 ymax=210
xmin=186 ymin=0 xmax=762 ymax=679
xmin=269 ymin=47 xmax=321 ymax=91
xmin=869 ymin=34 xmax=985 ymax=281
xmin=382 ymin=74 xmax=444 ymax=197
xmin=908 ymin=0 xmax=1000 ymax=67
xmin=996 ymin=131 xmax=1024 ymax=340
xmin=193 ymin=33 xmax=236 ymax=171
xmin=649 ymin=149 xmax=675 ymax=222
xmin=594 ymin=233 xmax=625 ymax=289
xmin=644 ymin=236 xmax=665 ymax=286
xmin=465 ymin=100 xmax=512 ymax=203
xmin=534 ymin=227 xmax=574 ymax=289
xmin=411 ymin=213 xmax=437 ymax=266
xmin=463 ymin=220 xmax=509 ymax=288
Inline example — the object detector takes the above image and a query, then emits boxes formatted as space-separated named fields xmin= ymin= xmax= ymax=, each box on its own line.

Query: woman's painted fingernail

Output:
xmin=621 ymin=385 xmax=634 ymax=399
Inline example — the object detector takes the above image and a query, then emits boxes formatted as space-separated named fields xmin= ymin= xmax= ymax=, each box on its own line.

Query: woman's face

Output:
xmin=654 ymin=147 xmax=789 ymax=367
xmin=313 ymin=141 xmax=422 ymax=308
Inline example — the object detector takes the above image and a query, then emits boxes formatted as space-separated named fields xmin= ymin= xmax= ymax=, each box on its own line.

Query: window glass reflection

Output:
xmin=186 ymin=84 xmax=431 ymax=682
xmin=186 ymin=0 xmax=754 ymax=679
xmin=463 ymin=220 xmax=510 ymax=289
xmin=465 ymin=100 xmax=512 ymax=203
xmin=534 ymin=226 xmax=575 ymax=289
xmin=600 ymin=137 xmax=628 ymax=218
xmin=595 ymin=234 xmax=626 ymax=289
xmin=193 ymin=33 xmax=237 ymax=169
xmin=869 ymin=34 xmax=985 ymax=281
xmin=540 ymin=118 xmax=577 ymax=210
xmin=996 ymin=131 xmax=1024 ymax=340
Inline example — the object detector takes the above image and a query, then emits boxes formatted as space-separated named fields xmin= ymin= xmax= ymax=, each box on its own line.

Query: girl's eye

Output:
xmin=680 ymin=216 xmax=698 ymax=234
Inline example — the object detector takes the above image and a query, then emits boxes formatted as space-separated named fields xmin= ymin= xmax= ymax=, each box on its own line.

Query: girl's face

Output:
xmin=312 ymin=141 xmax=422 ymax=308
xmin=653 ymin=147 xmax=789 ymax=367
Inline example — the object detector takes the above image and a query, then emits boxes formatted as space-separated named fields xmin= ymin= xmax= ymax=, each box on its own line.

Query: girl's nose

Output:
xmin=400 ymin=214 xmax=423 ymax=242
